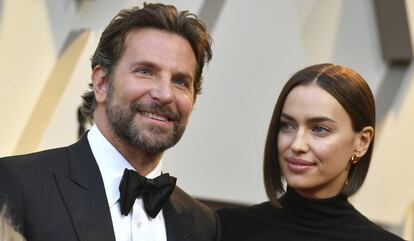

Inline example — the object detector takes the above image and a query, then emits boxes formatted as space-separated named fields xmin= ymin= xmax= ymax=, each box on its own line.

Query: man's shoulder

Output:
xmin=0 ymin=136 xmax=89 ymax=170
xmin=0 ymin=146 xmax=69 ymax=169
xmin=170 ymin=186 xmax=220 ymax=241
xmin=170 ymin=186 xmax=214 ymax=216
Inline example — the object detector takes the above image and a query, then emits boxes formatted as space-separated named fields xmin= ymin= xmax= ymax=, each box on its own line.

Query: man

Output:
xmin=0 ymin=3 xmax=218 ymax=241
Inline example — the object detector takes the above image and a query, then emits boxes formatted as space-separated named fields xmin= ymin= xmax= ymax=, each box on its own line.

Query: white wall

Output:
xmin=0 ymin=0 xmax=57 ymax=154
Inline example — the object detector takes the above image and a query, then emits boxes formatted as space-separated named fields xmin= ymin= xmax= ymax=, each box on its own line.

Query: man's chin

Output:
xmin=131 ymin=134 xmax=178 ymax=153
xmin=137 ymin=142 xmax=176 ymax=154
xmin=138 ymin=121 xmax=175 ymax=135
xmin=126 ymin=123 xmax=184 ymax=153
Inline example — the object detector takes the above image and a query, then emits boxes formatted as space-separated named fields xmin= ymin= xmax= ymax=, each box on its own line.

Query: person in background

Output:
xmin=218 ymin=63 xmax=404 ymax=241
xmin=0 ymin=206 xmax=25 ymax=241
xmin=0 ymin=3 xmax=219 ymax=241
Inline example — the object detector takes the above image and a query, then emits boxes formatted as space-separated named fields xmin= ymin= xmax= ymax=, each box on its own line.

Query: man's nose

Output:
xmin=290 ymin=129 xmax=309 ymax=153
xmin=149 ymin=77 xmax=173 ymax=104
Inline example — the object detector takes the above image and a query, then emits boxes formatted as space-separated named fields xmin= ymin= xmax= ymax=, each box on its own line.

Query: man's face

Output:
xmin=105 ymin=28 xmax=197 ymax=154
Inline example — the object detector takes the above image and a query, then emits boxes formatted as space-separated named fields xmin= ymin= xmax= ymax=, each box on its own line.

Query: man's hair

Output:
xmin=263 ymin=63 xmax=376 ymax=205
xmin=81 ymin=2 xmax=212 ymax=119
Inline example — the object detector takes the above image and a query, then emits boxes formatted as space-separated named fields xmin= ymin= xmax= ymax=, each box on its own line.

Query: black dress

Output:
xmin=218 ymin=188 xmax=404 ymax=241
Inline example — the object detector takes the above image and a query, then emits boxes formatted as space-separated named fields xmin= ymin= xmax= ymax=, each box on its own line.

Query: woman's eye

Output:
xmin=312 ymin=126 xmax=330 ymax=135
xmin=279 ymin=121 xmax=295 ymax=132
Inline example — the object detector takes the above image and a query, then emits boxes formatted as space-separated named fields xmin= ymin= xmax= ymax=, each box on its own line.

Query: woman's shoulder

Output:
xmin=217 ymin=202 xmax=283 ymax=241
xmin=217 ymin=201 xmax=285 ymax=229
xmin=350 ymin=209 xmax=405 ymax=241
xmin=217 ymin=201 xmax=277 ymax=219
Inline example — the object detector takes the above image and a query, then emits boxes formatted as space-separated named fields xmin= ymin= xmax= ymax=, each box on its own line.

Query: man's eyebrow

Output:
xmin=173 ymin=71 xmax=194 ymax=81
xmin=130 ymin=60 xmax=160 ymax=70
xmin=130 ymin=61 xmax=195 ymax=80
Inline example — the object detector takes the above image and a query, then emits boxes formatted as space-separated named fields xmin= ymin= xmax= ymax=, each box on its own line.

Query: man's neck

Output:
xmin=110 ymin=135 xmax=163 ymax=176
xmin=94 ymin=119 xmax=163 ymax=177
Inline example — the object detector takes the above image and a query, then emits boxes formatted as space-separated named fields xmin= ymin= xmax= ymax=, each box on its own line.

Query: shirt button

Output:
xmin=136 ymin=221 xmax=142 ymax=228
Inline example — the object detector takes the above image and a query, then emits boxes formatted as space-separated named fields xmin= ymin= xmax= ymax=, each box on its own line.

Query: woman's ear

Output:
xmin=91 ymin=65 xmax=109 ymax=104
xmin=354 ymin=126 xmax=374 ymax=157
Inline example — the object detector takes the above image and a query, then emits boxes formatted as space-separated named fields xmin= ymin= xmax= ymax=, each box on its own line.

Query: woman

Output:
xmin=218 ymin=64 xmax=404 ymax=241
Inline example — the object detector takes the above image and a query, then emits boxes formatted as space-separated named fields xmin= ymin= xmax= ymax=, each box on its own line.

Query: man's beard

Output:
xmin=106 ymin=91 xmax=187 ymax=154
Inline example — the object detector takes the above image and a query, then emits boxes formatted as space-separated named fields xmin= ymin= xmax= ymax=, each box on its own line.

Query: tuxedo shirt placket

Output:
xmin=88 ymin=125 xmax=167 ymax=241
xmin=131 ymin=199 xmax=167 ymax=241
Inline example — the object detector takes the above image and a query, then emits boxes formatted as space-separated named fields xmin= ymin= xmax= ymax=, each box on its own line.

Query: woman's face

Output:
xmin=277 ymin=84 xmax=364 ymax=198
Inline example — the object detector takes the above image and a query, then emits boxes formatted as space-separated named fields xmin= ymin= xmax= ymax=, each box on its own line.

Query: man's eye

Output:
xmin=136 ymin=68 xmax=152 ymax=76
xmin=173 ymin=79 xmax=187 ymax=87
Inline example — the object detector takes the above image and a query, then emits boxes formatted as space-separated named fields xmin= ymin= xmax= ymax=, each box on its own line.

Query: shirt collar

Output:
xmin=87 ymin=124 xmax=163 ymax=207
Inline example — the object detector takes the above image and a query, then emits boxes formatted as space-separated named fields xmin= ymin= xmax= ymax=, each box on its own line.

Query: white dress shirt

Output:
xmin=88 ymin=125 xmax=167 ymax=241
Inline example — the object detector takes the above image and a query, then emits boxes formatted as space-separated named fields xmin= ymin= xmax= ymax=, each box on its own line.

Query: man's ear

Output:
xmin=192 ymin=93 xmax=197 ymax=105
xmin=91 ymin=65 xmax=109 ymax=104
xmin=354 ymin=126 xmax=374 ymax=157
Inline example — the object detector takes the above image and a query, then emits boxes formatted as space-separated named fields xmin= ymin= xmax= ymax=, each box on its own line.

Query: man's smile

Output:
xmin=140 ymin=111 xmax=169 ymax=122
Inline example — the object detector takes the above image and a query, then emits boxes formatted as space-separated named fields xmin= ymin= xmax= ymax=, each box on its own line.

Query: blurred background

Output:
xmin=1 ymin=0 xmax=413 ymax=239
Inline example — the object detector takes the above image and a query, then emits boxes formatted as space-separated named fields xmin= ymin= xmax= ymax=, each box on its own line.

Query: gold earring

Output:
xmin=350 ymin=154 xmax=359 ymax=164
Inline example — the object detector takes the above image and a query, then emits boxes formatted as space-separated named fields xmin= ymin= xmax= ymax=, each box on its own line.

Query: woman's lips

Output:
xmin=286 ymin=157 xmax=316 ymax=173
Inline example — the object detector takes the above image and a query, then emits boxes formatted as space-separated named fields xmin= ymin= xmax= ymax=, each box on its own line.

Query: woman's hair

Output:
xmin=0 ymin=206 xmax=25 ymax=241
xmin=264 ymin=63 xmax=376 ymax=205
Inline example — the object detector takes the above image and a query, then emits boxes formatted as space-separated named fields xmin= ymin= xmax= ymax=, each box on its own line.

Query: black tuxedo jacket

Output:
xmin=0 ymin=135 xmax=219 ymax=241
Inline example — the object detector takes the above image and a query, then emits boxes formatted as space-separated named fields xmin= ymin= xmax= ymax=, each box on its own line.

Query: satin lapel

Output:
xmin=55 ymin=135 xmax=116 ymax=241
xmin=163 ymin=199 xmax=194 ymax=241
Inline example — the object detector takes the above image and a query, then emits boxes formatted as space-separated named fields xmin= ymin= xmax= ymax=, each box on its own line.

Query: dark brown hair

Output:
xmin=264 ymin=63 xmax=376 ymax=205
xmin=81 ymin=2 xmax=212 ymax=119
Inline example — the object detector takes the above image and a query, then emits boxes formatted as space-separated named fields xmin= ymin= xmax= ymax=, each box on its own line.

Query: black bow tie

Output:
xmin=119 ymin=169 xmax=176 ymax=218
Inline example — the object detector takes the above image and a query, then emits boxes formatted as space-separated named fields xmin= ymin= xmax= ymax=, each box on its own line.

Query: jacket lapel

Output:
xmin=55 ymin=135 xmax=116 ymax=241
xmin=163 ymin=198 xmax=194 ymax=241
